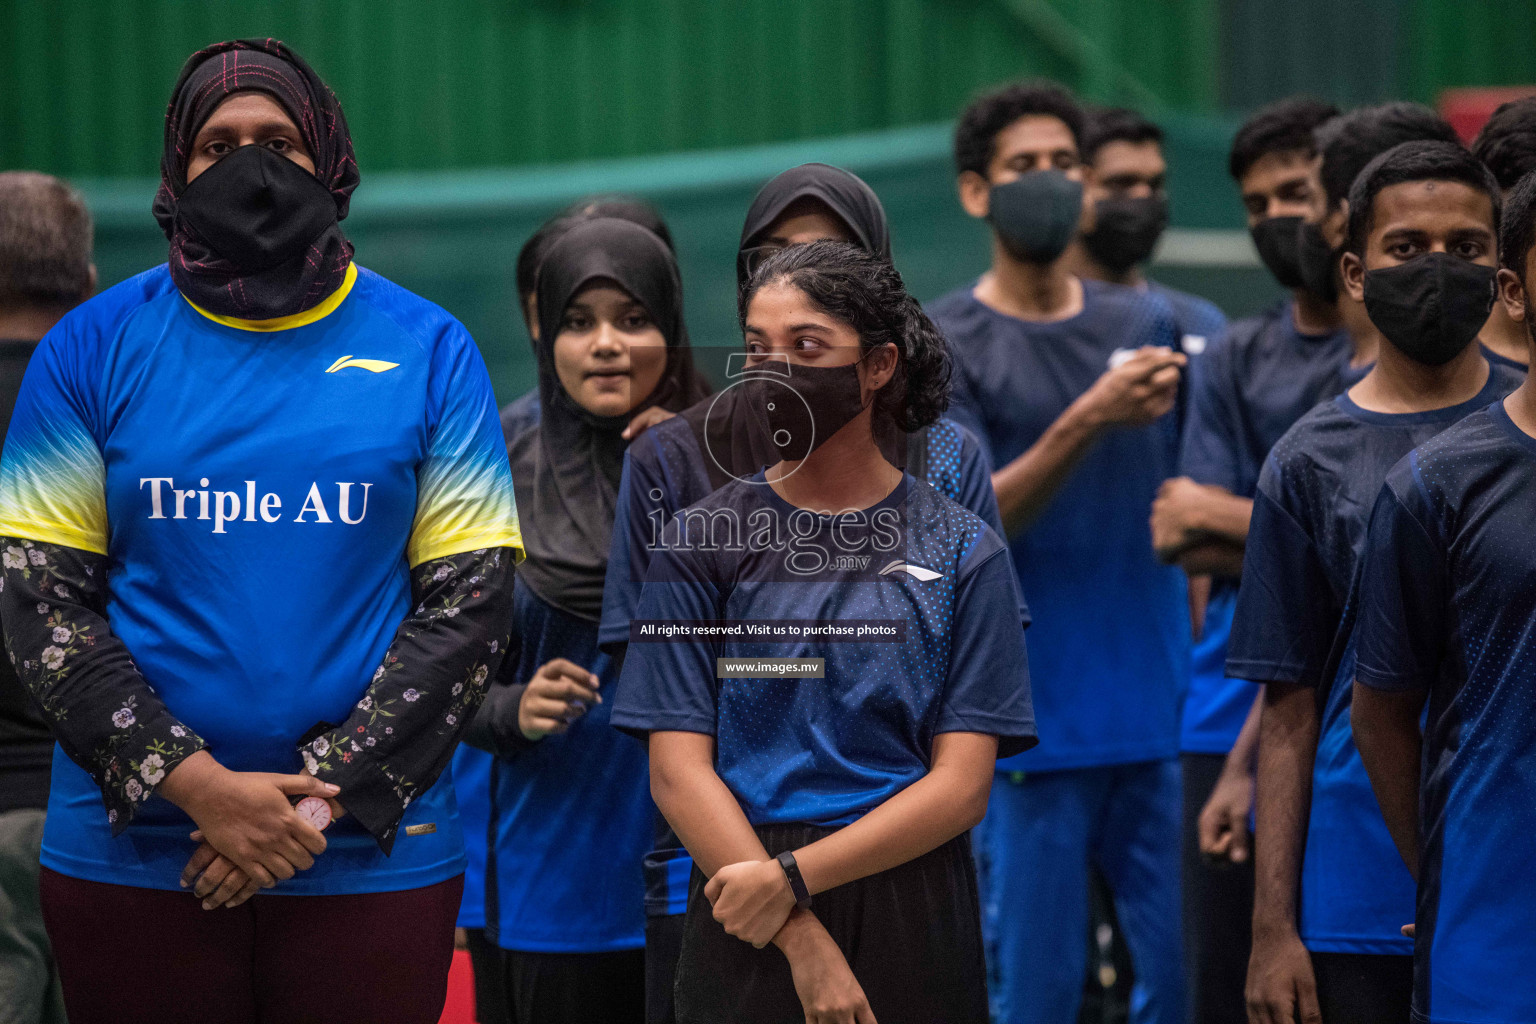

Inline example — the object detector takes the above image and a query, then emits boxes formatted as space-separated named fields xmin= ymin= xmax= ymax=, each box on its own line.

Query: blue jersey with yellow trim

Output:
xmin=0 ymin=263 xmax=521 ymax=895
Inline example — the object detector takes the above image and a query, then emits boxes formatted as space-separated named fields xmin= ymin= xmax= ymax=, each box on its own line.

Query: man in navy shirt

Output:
xmin=1160 ymin=101 xmax=1467 ymax=1022
xmin=1067 ymin=105 xmax=1228 ymax=352
xmin=1352 ymin=166 xmax=1536 ymax=1024
xmin=1149 ymin=96 xmax=1343 ymax=1024
xmin=932 ymin=79 xmax=1189 ymax=1024
xmin=1234 ymin=141 xmax=1516 ymax=1024
xmin=1472 ymin=97 xmax=1536 ymax=370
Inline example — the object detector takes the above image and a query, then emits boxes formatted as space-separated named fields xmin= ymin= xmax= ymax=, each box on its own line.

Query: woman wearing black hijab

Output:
xmin=463 ymin=217 xmax=706 ymax=1024
xmin=597 ymin=161 xmax=1012 ymax=1024
xmin=0 ymin=40 xmax=520 ymax=1024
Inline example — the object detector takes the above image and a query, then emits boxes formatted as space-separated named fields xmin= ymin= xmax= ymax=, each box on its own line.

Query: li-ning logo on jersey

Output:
xmin=878 ymin=560 xmax=943 ymax=582
xmin=325 ymin=355 xmax=399 ymax=373
xmin=139 ymin=478 xmax=372 ymax=533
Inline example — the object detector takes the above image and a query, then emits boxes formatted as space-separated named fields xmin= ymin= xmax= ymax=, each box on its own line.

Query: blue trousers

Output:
xmin=978 ymin=759 xmax=1184 ymax=1024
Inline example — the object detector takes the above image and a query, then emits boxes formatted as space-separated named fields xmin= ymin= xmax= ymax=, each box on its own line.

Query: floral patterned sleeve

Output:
xmin=0 ymin=537 xmax=206 ymax=833
xmin=298 ymin=546 xmax=516 ymax=853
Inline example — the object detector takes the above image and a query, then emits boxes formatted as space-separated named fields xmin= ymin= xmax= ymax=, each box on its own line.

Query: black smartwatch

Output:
xmin=776 ymin=850 xmax=812 ymax=910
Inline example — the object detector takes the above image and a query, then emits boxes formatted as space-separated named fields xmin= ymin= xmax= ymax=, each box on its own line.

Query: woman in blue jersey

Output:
xmin=463 ymin=216 xmax=707 ymax=1023
xmin=0 ymin=39 xmax=521 ymax=1024
xmin=612 ymin=241 xmax=1035 ymax=1024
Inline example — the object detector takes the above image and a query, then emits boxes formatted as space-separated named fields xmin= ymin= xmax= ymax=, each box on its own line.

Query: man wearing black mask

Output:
xmin=1149 ymin=95 xmax=1343 ymax=1024
xmin=1069 ymin=107 xmax=1227 ymax=355
xmin=0 ymin=170 xmax=93 ymax=1024
xmin=1233 ymin=139 xmax=1517 ymax=1024
xmin=934 ymin=80 xmax=1190 ymax=1024
xmin=1470 ymin=96 xmax=1536 ymax=369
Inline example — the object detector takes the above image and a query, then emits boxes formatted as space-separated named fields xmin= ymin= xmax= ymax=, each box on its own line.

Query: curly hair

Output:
xmin=739 ymin=240 xmax=952 ymax=433
xmin=954 ymin=80 xmax=1085 ymax=178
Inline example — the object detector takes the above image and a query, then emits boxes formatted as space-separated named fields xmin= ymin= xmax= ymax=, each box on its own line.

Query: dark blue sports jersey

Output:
xmin=1228 ymin=365 xmax=1519 ymax=956
xmin=451 ymin=744 xmax=494 ymax=930
xmin=1179 ymin=302 xmax=1364 ymax=754
xmin=483 ymin=579 xmax=650 ymax=952
xmin=0 ymin=264 xmax=522 ymax=895
xmin=499 ymin=388 xmax=541 ymax=446
xmin=1481 ymin=342 xmax=1529 ymax=374
xmin=600 ymin=415 xmax=1014 ymax=916
xmin=1357 ymin=398 xmax=1536 ymax=1023
xmin=598 ymin=414 xmax=1011 ymax=654
xmin=611 ymin=474 xmax=1035 ymax=826
xmin=1148 ymin=280 xmax=1227 ymax=361
xmin=934 ymin=279 xmax=1189 ymax=771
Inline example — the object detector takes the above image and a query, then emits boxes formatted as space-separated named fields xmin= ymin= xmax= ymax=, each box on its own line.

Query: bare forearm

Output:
xmin=651 ymin=741 xmax=769 ymax=876
xmin=1252 ymin=682 xmax=1318 ymax=938
xmin=1174 ymin=538 xmax=1247 ymax=578
xmin=1193 ymin=492 xmax=1254 ymax=545
xmin=794 ymin=737 xmax=994 ymax=895
xmin=1225 ymin=689 xmax=1263 ymax=776
xmin=993 ymin=401 xmax=1103 ymax=534
xmin=1352 ymin=682 xmax=1425 ymax=879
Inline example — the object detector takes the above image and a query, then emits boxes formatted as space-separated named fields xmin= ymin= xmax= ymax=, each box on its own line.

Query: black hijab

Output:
xmin=735 ymin=162 xmax=892 ymax=288
xmin=508 ymin=218 xmax=708 ymax=621
xmin=682 ymin=163 xmax=895 ymax=488
xmin=153 ymin=39 xmax=359 ymax=320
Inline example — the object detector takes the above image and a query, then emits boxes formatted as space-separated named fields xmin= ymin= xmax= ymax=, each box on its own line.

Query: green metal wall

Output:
xmin=3 ymin=0 xmax=1223 ymax=178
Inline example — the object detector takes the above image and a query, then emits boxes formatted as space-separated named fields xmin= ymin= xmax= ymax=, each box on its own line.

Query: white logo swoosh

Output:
xmin=878 ymin=560 xmax=943 ymax=582
xmin=325 ymin=355 xmax=399 ymax=373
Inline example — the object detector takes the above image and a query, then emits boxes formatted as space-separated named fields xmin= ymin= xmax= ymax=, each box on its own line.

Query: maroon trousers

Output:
xmin=40 ymin=868 xmax=462 ymax=1024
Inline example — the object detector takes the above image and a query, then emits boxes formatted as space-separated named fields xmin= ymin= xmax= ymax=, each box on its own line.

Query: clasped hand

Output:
xmin=704 ymin=858 xmax=797 ymax=948
xmin=162 ymin=752 xmax=343 ymax=909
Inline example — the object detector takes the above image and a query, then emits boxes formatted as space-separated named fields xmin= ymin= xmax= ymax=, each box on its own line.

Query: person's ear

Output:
xmin=1321 ymin=204 xmax=1347 ymax=250
xmin=1498 ymin=266 xmax=1529 ymax=325
xmin=958 ymin=171 xmax=991 ymax=220
xmin=1340 ymin=250 xmax=1367 ymax=303
xmin=862 ymin=342 xmax=899 ymax=395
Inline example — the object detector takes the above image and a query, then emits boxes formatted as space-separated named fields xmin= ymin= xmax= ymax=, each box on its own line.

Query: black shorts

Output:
xmin=674 ymin=823 xmax=988 ymax=1024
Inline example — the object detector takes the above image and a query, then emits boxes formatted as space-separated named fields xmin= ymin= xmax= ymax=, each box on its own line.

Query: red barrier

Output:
xmin=1440 ymin=87 xmax=1536 ymax=145
xmin=438 ymin=948 xmax=479 ymax=1024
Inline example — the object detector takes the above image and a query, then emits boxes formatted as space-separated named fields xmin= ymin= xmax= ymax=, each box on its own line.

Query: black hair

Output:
xmin=1082 ymin=107 xmax=1163 ymax=165
xmin=1499 ymin=169 xmax=1536 ymax=281
xmin=515 ymin=196 xmax=673 ymax=322
xmin=1227 ymin=96 xmax=1339 ymax=182
xmin=1344 ymin=140 xmax=1500 ymax=255
xmin=1473 ymin=97 xmax=1536 ymax=192
xmin=953 ymin=80 xmax=1086 ymax=178
xmin=740 ymin=240 xmax=952 ymax=433
xmin=1318 ymin=102 xmax=1460 ymax=211
xmin=0 ymin=171 xmax=93 ymax=311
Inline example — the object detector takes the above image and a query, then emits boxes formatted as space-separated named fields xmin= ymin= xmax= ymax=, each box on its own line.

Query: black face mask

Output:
xmin=1363 ymin=253 xmax=1497 ymax=366
xmin=1250 ymin=216 xmax=1306 ymax=290
xmin=177 ymin=145 xmax=339 ymax=273
xmin=989 ymin=171 xmax=1084 ymax=264
xmin=1296 ymin=220 xmax=1339 ymax=304
xmin=754 ymin=360 xmax=868 ymax=462
xmin=1082 ymin=195 xmax=1168 ymax=274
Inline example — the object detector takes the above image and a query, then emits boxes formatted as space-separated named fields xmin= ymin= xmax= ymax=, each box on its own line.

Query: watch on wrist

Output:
xmin=776 ymin=850 xmax=812 ymax=910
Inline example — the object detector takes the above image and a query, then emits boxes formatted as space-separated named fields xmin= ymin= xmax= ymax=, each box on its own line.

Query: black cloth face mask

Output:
xmin=1296 ymin=220 xmax=1339 ymax=304
xmin=177 ymin=145 xmax=339 ymax=273
xmin=753 ymin=359 xmax=868 ymax=462
xmin=173 ymin=145 xmax=350 ymax=318
xmin=1363 ymin=253 xmax=1497 ymax=366
xmin=1250 ymin=216 xmax=1306 ymax=290
xmin=1082 ymin=195 xmax=1168 ymax=274
xmin=989 ymin=171 xmax=1084 ymax=264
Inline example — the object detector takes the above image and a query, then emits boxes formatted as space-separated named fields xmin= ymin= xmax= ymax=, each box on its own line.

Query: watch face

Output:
xmin=295 ymin=795 xmax=332 ymax=831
